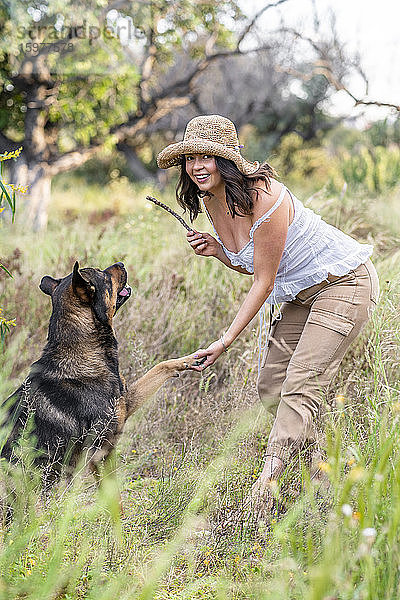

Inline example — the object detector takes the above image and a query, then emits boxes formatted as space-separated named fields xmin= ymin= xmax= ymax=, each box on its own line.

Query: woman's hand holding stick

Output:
xmin=146 ymin=195 xmax=221 ymax=258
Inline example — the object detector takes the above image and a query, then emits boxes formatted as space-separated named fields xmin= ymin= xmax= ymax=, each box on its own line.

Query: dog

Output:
xmin=1 ymin=261 xmax=199 ymax=487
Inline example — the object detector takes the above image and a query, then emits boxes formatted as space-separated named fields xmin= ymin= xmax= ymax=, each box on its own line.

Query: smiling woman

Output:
xmin=156 ymin=114 xmax=379 ymax=516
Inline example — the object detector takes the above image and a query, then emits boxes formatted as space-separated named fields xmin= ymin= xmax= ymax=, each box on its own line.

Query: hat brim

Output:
xmin=157 ymin=138 xmax=259 ymax=176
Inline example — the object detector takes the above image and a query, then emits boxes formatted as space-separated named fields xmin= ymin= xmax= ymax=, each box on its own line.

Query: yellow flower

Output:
xmin=352 ymin=511 xmax=361 ymax=521
xmin=318 ymin=461 xmax=331 ymax=473
xmin=335 ymin=394 xmax=346 ymax=405
xmin=8 ymin=183 xmax=28 ymax=194
xmin=0 ymin=207 xmax=4 ymax=214
xmin=348 ymin=466 xmax=365 ymax=482
xmin=0 ymin=147 xmax=23 ymax=161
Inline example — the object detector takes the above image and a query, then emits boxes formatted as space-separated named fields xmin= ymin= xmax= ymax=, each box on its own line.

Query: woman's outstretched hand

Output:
xmin=190 ymin=339 xmax=226 ymax=371
xmin=187 ymin=230 xmax=221 ymax=257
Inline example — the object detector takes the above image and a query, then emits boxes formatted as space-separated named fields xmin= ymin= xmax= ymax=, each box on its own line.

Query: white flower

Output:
xmin=341 ymin=504 xmax=352 ymax=517
xmin=362 ymin=527 xmax=377 ymax=539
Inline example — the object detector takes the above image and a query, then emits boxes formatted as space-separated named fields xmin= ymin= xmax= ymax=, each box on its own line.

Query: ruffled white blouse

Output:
xmin=201 ymin=183 xmax=373 ymax=305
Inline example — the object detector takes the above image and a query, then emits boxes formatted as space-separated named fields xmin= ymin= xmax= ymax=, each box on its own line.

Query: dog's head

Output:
xmin=39 ymin=261 xmax=132 ymax=326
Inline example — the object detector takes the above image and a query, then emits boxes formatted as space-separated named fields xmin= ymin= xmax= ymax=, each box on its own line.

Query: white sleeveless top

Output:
xmin=201 ymin=184 xmax=373 ymax=305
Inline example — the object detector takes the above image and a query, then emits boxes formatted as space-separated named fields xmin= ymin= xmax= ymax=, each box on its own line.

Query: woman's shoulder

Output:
xmin=250 ymin=177 xmax=286 ymax=220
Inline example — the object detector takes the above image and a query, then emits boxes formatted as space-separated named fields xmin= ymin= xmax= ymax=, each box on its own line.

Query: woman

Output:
xmin=157 ymin=114 xmax=379 ymax=508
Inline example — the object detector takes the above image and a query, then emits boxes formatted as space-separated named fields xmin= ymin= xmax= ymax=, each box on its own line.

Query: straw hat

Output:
xmin=157 ymin=115 xmax=260 ymax=176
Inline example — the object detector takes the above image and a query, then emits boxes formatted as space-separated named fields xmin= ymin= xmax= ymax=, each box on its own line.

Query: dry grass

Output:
xmin=0 ymin=175 xmax=400 ymax=599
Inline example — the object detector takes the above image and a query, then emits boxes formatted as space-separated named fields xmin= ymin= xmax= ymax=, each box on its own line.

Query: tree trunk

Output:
xmin=117 ymin=142 xmax=156 ymax=182
xmin=9 ymin=158 xmax=52 ymax=231
xmin=25 ymin=165 xmax=52 ymax=231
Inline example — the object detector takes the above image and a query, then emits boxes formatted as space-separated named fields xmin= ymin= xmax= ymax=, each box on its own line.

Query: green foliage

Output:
xmin=339 ymin=145 xmax=400 ymax=194
xmin=270 ymin=133 xmax=337 ymax=191
xmin=249 ymin=120 xmax=400 ymax=196
xmin=0 ymin=0 xmax=241 ymax=151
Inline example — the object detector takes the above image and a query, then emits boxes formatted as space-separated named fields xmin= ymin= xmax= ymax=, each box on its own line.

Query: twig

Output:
xmin=146 ymin=195 xmax=192 ymax=231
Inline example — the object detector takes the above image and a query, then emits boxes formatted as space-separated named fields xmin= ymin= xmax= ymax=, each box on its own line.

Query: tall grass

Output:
xmin=0 ymin=175 xmax=399 ymax=599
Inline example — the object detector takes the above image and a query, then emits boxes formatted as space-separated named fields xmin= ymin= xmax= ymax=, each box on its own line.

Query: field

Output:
xmin=0 ymin=173 xmax=400 ymax=599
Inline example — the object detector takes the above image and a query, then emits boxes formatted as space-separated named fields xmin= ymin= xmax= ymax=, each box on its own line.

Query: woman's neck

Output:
xmin=204 ymin=187 xmax=230 ymax=216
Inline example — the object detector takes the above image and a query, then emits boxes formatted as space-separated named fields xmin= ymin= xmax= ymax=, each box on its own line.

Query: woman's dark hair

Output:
xmin=175 ymin=156 xmax=277 ymax=222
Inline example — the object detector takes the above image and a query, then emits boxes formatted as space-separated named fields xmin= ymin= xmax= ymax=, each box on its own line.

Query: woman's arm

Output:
xmin=186 ymin=230 xmax=252 ymax=275
xmin=191 ymin=183 xmax=291 ymax=370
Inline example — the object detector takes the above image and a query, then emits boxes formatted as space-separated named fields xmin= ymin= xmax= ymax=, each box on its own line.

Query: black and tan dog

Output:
xmin=1 ymin=261 xmax=197 ymax=486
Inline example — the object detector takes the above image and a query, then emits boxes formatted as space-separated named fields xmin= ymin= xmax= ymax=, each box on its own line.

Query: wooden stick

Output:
xmin=146 ymin=195 xmax=193 ymax=232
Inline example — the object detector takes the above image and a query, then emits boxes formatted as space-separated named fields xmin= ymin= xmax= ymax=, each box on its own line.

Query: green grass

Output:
xmin=0 ymin=174 xmax=399 ymax=599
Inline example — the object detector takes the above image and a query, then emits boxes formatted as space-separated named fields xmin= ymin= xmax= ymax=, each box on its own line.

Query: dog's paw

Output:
xmin=183 ymin=355 xmax=207 ymax=370
xmin=167 ymin=355 xmax=206 ymax=372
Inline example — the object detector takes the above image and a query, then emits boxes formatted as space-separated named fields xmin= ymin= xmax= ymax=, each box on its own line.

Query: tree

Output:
xmin=1 ymin=0 xmax=386 ymax=229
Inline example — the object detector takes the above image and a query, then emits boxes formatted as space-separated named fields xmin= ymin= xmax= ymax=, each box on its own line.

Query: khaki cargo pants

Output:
xmin=257 ymin=259 xmax=380 ymax=464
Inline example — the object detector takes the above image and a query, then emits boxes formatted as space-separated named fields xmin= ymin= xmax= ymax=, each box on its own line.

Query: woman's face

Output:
xmin=185 ymin=154 xmax=224 ymax=195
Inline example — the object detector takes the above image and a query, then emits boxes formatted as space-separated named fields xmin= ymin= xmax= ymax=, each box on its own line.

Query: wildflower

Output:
xmin=352 ymin=511 xmax=361 ymax=521
xmin=0 ymin=147 xmax=23 ymax=161
xmin=347 ymin=457 xmax=356 ymax=467
xmin=318 ymin=461 xmax=331 ymax=473
xmin=358 ymin=527 xmax=377 ymax=556
xmin=362 ymin=527 xmax=377 ymax=540
xmin=0 ymin=307 xmax=16 ymax=331
xmin=335 ymin=394 xmax=346 ymax=405
xmin=348 ymin=466 xmax=365 ymax=482
xmin=8 ymin=183 xmax=28 ymax=194
xmin=341 ymin=503 xmax=352 ymax=517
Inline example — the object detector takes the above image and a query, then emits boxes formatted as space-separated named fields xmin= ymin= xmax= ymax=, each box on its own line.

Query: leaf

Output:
xmin=0 ymin=264 xmax=13 ymax=278
xmin=0 ymin=178 xmax=13 ymax=211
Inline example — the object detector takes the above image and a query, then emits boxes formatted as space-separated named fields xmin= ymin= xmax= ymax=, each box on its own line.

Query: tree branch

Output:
xmin=278 ymin=27 xmax=400 ymax=113
xmin=46 ymin=95 xmax=191 ymax=175
xmin=237 ymin=0 xmax=291 ymax=47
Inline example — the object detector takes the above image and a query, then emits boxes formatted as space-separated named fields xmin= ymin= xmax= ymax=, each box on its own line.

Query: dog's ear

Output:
xmin=72 ymin=261 xmax=92 ymax=303
xmin=40 ymin=276 xmax=60 ymax=296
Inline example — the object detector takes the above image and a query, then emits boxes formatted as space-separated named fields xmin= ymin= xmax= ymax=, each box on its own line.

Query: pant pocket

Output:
xmin=363 ymin=260 xmax=380 ymax=304
xmin=291 ymin=308 xmax=355 ymax=373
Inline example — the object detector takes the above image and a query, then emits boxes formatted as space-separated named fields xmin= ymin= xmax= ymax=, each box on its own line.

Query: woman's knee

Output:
xmin=257 ymin=377 xmax=281 ymax=414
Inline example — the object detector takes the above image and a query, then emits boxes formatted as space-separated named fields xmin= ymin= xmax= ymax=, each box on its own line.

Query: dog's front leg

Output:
xmin=125 ymin=355 xmax=199 ymax=416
